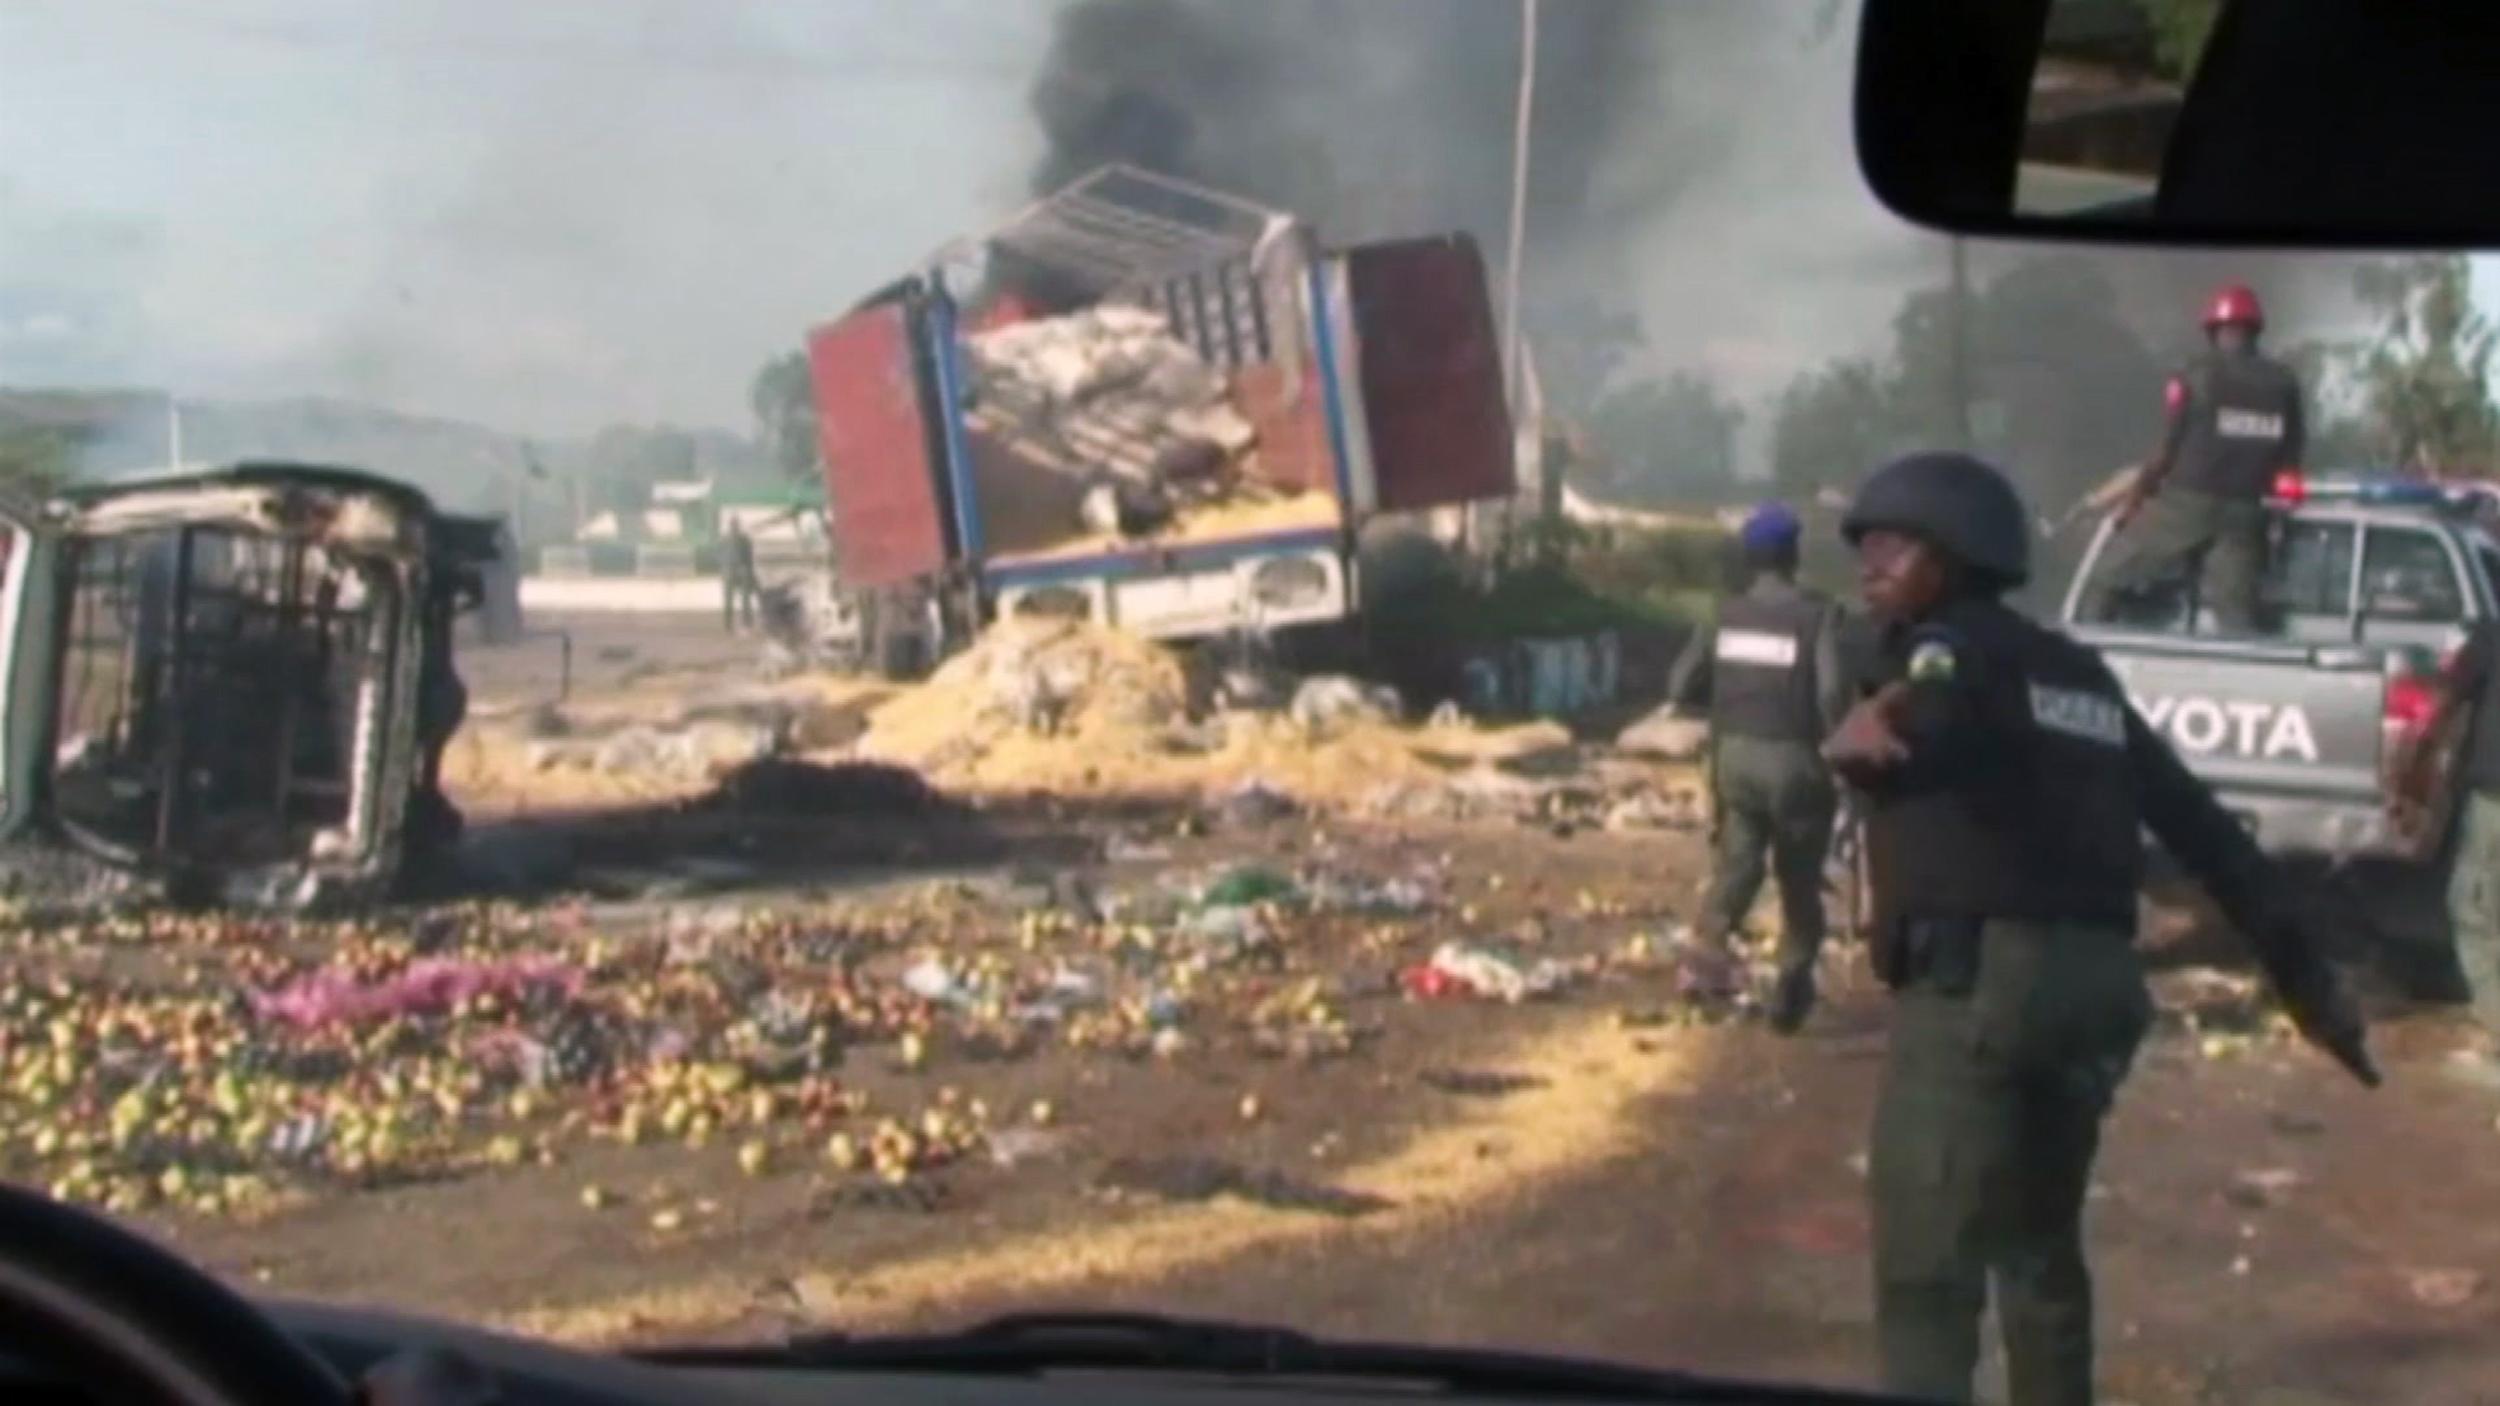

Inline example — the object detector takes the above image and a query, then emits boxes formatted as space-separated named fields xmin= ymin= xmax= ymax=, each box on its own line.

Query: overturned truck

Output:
xmin=797 ymin=164 xmax=1518 ymax=675
xmin=0 ymin=462 xmax=487 ymax=910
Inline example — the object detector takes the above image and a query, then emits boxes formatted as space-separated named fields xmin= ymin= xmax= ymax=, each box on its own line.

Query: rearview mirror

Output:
xmin=1855 ymin=0 xmax=2500 ymax=247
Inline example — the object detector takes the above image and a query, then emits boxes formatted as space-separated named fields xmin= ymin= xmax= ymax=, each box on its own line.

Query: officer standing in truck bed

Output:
xmin=1823 ymin=450 xmax=2377 ymax=1406
xmin=2081 ymin=283 xmax=2305 ymax=633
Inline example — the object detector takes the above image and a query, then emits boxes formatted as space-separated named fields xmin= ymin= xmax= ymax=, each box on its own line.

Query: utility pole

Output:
xmin=1503 ymin=0 xmax=1539 ymax=410
xmin=1488 ymin=0 xmax=1541 ymax=574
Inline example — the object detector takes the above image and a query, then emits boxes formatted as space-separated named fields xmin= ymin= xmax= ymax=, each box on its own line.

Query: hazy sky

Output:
xmin=1 ymin=0 xmax=2492 ymax=442
xmin=0 ymin=0 xmax=1049 ymax=435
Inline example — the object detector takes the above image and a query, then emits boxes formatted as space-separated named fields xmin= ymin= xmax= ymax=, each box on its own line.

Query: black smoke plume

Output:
xmin=1027 ymin=0 xmax=1670 ymax=251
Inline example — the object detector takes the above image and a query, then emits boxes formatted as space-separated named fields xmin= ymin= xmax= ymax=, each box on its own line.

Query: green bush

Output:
xmin=1563 ymin=523 xmax=1739 ymax=606
xmin=1363 ymin=523 xmax=1730 ymax=647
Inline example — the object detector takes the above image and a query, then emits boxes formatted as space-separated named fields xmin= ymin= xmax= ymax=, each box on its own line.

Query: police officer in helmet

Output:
xmin=2082 ymin=283 xmax=2305 ymax=633
xmin=1665 ymin=503 xmax=1847 ymax=1030
xmin=1826 ymin=451 xmax=2376 ymax=1406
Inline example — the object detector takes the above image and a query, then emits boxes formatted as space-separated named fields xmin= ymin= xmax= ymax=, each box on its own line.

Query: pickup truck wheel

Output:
xmin=861 ymin=596 xmax=908 ymax=682
xmin=2312 ymin=858 xmax=2469 ymax=1002
xmin=2142 ymin=861 xmax=2471 ymax=1003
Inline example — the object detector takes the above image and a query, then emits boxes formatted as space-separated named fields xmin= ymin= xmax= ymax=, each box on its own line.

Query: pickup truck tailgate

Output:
xmin=2096 ymin=634 xmax=2388 ymax=814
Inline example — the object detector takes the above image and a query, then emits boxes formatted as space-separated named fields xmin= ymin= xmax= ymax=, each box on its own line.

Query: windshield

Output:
xmin=3 ymin=3 xmax=2498 ymax=1404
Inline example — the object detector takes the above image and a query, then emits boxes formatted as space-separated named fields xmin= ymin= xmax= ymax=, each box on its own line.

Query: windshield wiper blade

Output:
xmin=638 ymin=1311 xmax=1916 ymax=1403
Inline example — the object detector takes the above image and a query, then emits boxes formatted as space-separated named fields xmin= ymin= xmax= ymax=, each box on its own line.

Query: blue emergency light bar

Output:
xmin=2272 ymin=471 xmax=2472 ymax=511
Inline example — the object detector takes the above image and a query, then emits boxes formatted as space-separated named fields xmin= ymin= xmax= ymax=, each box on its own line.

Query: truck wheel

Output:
xmin=2332 ymin=858 xmax=2469 ymax=1003
xmin=875 ymin=634 xmax=922 ymax=682
xmin=866 ymin=595 xmax=933 ymax=682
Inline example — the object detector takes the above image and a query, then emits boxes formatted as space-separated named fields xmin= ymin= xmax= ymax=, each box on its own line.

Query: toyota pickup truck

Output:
xmin=2062 ymin=473 xmax=2499 ymax=906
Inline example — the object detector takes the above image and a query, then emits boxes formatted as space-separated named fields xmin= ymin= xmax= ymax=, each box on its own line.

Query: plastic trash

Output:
xmin=1401 ymin=942 xmax=1581 ymax=1004
xmin=901 ymin=957 xmax=961 ymax=1004
xmin=1180 ymin=905 xmax=1274 ymax=964
xmin=1047 ymin=965 xmax=1104 ymax=1004
xmin=644 ymin=1025 xmax=692 ymax=1064
xmin=1289 ymin=676 xmax=1402 ymax=733
xmin=1010 ymin=1000 xmax=1069 ymax=1027
xmin=1427 ymin=943 xmax=1532 ymax=1002
xmin=985 ymin=1128 xmax=1069 ymax=1169
xmin=2409 ymin=1268 xmax=2485 ymax=1308
xmin=1200 ymin=866 xmax=1300 ymax=909
xmin=1213 ymin=780 xmax=1298 ymax=828
xmin=1308 ymin=872 xmax=1434 ymax=915
xmin=249 ymin=956 xmax=582 ymax=1032
xmin=467 ymin=1031 xmax=555 ymax=1090
xmin=268 ymin=1113 xmax=329 ymax=1161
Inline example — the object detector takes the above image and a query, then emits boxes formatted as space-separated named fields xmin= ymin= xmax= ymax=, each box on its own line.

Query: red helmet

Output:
xmin=2202 ymin=283 xmax=2266 ymax=331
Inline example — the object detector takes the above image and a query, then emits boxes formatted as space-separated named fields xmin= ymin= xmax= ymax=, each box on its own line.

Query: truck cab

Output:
xmin=0 ymin=462 xmax=482 ymax=910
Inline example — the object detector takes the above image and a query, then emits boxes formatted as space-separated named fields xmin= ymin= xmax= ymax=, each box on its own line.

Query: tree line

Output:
xmin=741 ymin=254 xmax=2497 ymax=530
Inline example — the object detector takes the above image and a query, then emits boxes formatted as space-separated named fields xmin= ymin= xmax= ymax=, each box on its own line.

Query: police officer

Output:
xmin=1665 ymin=503 xmax=1848 ymax=1030
xmin=721 ymin=520 xmax=763 ymax=633
xmin=2405 ymin=619 xmax=2500 ymax=1078
xmin=2082 ymin=283 xmax=2305 ymax=633
xmin=1825 ymin=451 xmax=2376 ymax=1406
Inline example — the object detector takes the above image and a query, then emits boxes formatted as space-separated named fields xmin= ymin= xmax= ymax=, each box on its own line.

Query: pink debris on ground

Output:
xmin=250 ymin=956 xmax=583 ymax=1031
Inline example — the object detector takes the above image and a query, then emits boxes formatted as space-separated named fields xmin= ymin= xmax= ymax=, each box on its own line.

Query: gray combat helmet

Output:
xmin=1840 ymin=450 xmax=2032 ymax=588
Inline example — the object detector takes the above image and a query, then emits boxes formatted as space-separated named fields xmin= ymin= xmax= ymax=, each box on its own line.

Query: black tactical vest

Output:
xmin=1859 ymin=600 xmax=2148 ymax=977
xmin=1710 ymin=585 xmax=1828 ymax=743
xmin=2171 ymin=350 xmax=2302 ymax=500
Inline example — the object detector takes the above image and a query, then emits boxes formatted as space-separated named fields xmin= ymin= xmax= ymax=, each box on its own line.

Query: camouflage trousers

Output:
xmin=1871 ymin=919 xmax=2153 ymax=1406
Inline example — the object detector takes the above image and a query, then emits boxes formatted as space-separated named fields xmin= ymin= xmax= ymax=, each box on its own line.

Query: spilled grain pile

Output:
xmin=448 ymin=618 xmax=1676 ymax=818
xmin=444 ymin=673 xmax=891 ymax=816
xmin=856 ymin=618 xmax=1574 ymax=805
xmin=856 ymin=617 xmax=1191 ymax=794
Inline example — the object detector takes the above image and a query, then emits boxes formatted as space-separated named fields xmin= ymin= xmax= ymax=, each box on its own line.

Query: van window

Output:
xmin=2359 ymin=526 xmax=2464 ymax=623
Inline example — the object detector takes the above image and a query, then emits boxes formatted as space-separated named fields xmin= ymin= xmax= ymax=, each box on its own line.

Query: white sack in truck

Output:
xmin=967 ymin=305 xmax=1259 ymax=489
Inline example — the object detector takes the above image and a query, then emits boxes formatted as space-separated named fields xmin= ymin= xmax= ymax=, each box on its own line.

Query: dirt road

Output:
xmin=135 ymin=807 xmax=2500 ymax=1406
xmin=29 ymin=618 xmax=2497 ymax=1405
xmin=902 ymin=989 xmax=2500 ymax=1406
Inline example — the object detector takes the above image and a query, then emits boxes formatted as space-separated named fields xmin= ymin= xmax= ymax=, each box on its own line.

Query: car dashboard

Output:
xmin=0 ymin=1299 xmax=1893 ymax=1406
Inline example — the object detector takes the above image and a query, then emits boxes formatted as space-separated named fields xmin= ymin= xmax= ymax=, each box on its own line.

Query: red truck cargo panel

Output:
xmin=1232 ymin=361 xmax=1337 ymax=497
xmin=807 ymin=304 xmax=950 ymax=588
xmin=1346 ymin=235 xmax=1517 ymax=512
